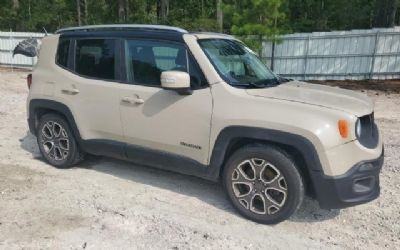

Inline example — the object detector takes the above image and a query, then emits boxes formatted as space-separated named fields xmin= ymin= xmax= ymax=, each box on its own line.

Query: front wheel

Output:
xmin=223 ymin=144 xmax=304 ymax=224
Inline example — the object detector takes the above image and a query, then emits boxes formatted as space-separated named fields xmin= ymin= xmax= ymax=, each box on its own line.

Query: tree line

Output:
xmin=0 ymin=0 xmax=399 ymax=35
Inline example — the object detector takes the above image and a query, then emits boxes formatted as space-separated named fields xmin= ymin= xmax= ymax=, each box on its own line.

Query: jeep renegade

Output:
xmin=26 ymin=25 xmax=384 ymax=224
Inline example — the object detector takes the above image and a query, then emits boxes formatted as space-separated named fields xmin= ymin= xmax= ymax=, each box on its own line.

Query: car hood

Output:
xmin=245 ymin=81 xmax=373 ymax=117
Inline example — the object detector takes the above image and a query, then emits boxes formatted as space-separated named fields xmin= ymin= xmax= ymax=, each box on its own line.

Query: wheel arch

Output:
xmin=28 ymin=99 xmax=82 ymax=140
xmin=208 ymin=126 xmax=323 ymax=194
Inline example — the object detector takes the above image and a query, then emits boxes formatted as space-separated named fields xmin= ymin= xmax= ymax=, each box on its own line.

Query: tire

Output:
xmin=223 ymin=144 xmax=304 ymax=224
xmin=36 ymin=113 xmax=84 ymax=168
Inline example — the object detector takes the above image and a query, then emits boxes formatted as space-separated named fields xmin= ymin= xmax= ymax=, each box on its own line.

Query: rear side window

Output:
xmin=75 ymin=39 xmax=116 ymax=80
xmin=56 ymin=39 xmax=70 ymax=68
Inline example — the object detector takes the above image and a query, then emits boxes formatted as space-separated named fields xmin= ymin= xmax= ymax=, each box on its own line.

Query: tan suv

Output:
xmin=26 ymin=25 xmax=384 ymax=224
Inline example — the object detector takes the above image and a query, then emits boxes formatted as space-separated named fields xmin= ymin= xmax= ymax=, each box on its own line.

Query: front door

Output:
xmin=119 ymin=39 xmax=213 ymax=165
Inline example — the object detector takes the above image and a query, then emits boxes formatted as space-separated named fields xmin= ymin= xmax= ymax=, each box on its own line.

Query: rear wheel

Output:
xmin=37 ymin=113 xmax=83 ymax=168
xmin=223 ymin=144 xmax=304 ymax=224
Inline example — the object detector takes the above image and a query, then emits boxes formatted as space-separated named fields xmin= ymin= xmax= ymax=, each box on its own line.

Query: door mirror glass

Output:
xmin=161 ymin=71 xmax=192 ymax=95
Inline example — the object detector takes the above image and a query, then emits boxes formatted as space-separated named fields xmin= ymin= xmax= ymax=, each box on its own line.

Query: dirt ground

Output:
xmin=0 ymin=70 xmax=399 ymax=250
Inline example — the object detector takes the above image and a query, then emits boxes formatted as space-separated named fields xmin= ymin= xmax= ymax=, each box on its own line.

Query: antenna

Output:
xmin=43 ymin=27 xmax=48 ymax=36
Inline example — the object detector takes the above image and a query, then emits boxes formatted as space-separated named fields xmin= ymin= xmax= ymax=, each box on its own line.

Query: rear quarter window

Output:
xmin=56 ymin=39 xmax=70 ymax=68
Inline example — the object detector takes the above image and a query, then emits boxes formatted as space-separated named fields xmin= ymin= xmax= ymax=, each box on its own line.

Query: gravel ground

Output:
xmin=0 ymin=71 xmax=399 ymax=250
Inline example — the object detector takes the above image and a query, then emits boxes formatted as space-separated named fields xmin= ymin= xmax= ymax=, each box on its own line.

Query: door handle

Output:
xmin=61 ymin=88 xmax=79 ymax=95
xmin=121 ymin=96 xmax=144 ymax=105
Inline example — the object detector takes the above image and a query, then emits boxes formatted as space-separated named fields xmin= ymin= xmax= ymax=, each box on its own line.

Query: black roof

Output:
xmin=59 ymin=29 xmax=185 ymax=42
xmin=57 ymin=24 xmax=187 ymax=42
xmin=56 ymin=25 xmax=234 ymax=42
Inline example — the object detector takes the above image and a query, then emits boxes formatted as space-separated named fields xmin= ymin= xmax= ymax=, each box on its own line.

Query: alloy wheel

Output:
xmin=231 ymin=158 xmax=288 ymax=215
xmin=40 ymin=121 xmax=70 ymax=161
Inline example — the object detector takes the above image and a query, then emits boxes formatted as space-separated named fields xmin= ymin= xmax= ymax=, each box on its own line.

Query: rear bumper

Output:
xmin=311 ymin=148 xmax=384 ymax=209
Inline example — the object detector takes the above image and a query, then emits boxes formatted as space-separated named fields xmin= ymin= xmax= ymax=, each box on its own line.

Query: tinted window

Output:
xmin=125 ymin=40 xmax=207 ymax=88
xmin=56 ymin=39 xmax=70 ymax=68
xmin=75 ymin=39 xmax=116 ymax=80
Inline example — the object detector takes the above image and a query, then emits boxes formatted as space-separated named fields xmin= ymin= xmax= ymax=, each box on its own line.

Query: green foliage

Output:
xmin=167 ymin=0 xmax=219 ymax=31
xmin=223 ymin=0 xmax=288 ymax=54
xmin=0 ymin=0 xmax=398 ymax=37
xmin=287 ymin=0 xmax=377 ymax=32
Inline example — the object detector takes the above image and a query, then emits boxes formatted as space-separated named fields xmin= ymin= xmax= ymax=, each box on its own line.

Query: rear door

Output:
xmin=118 ymin=39 xmax=213 ymax=165
xmin=55 ymin=37 xmax=125 ymax=156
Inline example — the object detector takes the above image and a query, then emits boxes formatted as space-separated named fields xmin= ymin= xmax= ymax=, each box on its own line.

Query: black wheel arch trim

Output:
xmin=208 ymin=126 xmax=324 ymax=174
xmin=29 ymin=99 xmax=82 ymax=139
xmin=207 ymin=125 xmax=325 ymax=200
xmin=207 ymin=126 xmax=324 ymax=205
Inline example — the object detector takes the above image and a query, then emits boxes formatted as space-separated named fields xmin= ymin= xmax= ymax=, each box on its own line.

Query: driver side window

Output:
xmin=124 ymin=39 xmax=207 ymax=88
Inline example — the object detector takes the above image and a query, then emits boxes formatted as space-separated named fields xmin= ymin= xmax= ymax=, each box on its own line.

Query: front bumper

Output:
xmin=311 ymin=148 xmax=384 ymax=209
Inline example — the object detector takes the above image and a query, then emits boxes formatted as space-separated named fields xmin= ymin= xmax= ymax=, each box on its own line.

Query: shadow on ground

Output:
xmin=20 ymin=131 xmax=340 ymax=223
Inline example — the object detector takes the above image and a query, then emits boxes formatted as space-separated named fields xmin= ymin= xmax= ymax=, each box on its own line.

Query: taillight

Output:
xmin=27 ymin=74 xmax=32 ymax=89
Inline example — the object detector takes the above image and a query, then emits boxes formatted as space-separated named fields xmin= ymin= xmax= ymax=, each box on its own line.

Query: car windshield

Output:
xmin=198 ymin=39 xmax=280 ymax=88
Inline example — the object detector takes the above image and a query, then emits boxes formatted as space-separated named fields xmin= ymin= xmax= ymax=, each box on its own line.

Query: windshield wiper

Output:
xmin=276 ymin=76 xmax=292 ymax=83
xmin=230 ymin=77 xmax=284 ymax=88
xmin=249 ymin=78 xmax=281 ymax=88
xmin=230 ymin=79 xmax=278 ymax=88
xmin=244 ymin=82 xmax=266 ymax=88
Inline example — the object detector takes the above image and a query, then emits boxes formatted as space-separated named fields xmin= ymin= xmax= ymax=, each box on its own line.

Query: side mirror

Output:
xmin=161 ymin=71 xmax=192 ymax=95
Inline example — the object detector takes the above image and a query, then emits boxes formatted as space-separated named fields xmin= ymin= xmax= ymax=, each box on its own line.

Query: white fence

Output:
xmin=1 ymin=28 xmax=400 ymax=80
xmin=0 ymin=31 xmax=45 ymax=68
xmin=263 ymin=27 xmax=400 ymax=80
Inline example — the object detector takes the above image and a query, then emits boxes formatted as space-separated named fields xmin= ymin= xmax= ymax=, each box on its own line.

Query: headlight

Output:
xmin=355 ymin=118 xmax=362 ymax=138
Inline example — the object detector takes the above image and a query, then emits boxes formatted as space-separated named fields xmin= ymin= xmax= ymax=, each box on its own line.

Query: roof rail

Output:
xmin=192 ymin=32 xmax=236 ymax=39
xmin=55 ymin=24 xmax=188 ymax=34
